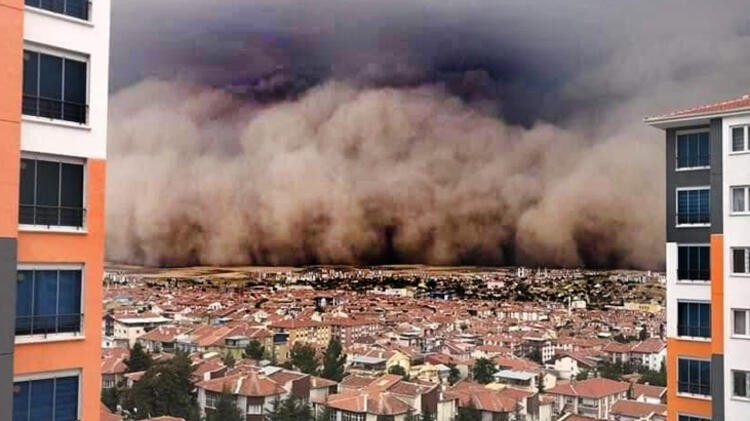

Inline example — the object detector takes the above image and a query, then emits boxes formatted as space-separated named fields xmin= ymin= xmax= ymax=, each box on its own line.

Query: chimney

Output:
xmin=363 ymin=392 xmax=368 ymax=413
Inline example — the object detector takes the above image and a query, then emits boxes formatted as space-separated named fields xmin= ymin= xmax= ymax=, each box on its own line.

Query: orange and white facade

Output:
xmin=0 ymin=0 xmax=109 ymax=420
xmin=647 ymin=95 xmax=750 ymax=421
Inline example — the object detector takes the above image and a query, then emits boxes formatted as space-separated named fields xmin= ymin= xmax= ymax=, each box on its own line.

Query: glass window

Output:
xmin=677 ymin=189 xmax=710 ymax=225
xmin=734 ymin=370 xmax=750 ymax=398
xmin=18 ymin=157 xmax=85 ymax=228
xmin=676 ymin=132 xmax=710 ymax=168
xmin=13 ymin=375 xmax=79 ymax=421
xmin=22 ymin=50 xmax=87 ymax=124
xmin=734 ymin=248 xmax=749 ymax=274
xmin=15 ymin=269 xmax=82 ymax=336
xmin=677 ymin=302 xmax=711 ymax=338
xmin=25 ymin=0 xmax=89 ymax=20
xmin=678 ymin=416 xmax=711 ymax=421
xmin=677 ymin=246 xmax=710 ymax=281
xmin=733 ymin=127 xmax=746 ymax=152
xmin=732 ymin=187 xmax=749 ymax=213
xmin=734 ymin=309 xmax=748 ymax=336
xmin=678 ymin=358 xmax=710 ymax=396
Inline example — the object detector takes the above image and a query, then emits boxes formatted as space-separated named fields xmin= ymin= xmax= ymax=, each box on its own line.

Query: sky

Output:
xmin=105 ymin=0 xmax=750 ymax=269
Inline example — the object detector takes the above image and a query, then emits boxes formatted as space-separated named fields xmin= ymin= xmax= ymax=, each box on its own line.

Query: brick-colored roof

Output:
xmin=546 ymin=378 xmax=629 ymax=399
xmin=326 ymin=391 xmax=412 ymax=415
xmin=269 ymin=318 xmax=323 ymax=329
xmin=196 ymin=371 xmax=285 ymax=397
xmin=610 ymin=399 xmax=667 ymax=417
xmin=646 ymin=94 xmax=750 ymax=121
xmin=100 ymin=404 xmax=123 ymax=421
xmin=632 ymin=383 xmax=666 ymax=399
xmin=631 ymin=338 xmax=665 ymax=354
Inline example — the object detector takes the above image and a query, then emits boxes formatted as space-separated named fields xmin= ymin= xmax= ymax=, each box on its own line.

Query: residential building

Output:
xmin=546 ymin=377 xmax=629 ymax=419
xmin=268 ymin=318 xmax=332 ymax=348
xmin=1 ymin=0 xmax=110 ymax=419
xmin=646 ymin=94 xmax=750 ymax=420
xmin=109 ymin=313 xmax=171 ymax=348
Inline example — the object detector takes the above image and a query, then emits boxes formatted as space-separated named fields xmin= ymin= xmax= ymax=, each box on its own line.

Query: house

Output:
xmin=546 ymin=378 xmax=629 ymax=420
xmin=630 ymin=384 xmax=666 ymax=405
xmin=196 ymin=369 xmax=288 ymax=421
xmin=629 ymin=339 xmax=665 ymax=372
xmin=325 ymin=317 xmax=380 ymax=345
xmin=101 ymin=348 xmax=129 ymax=389
xmin=109 ymin=313 xmax=171 ymax=348
xmin=609 ymin=399 xmax=666 ymax=421
xmin=445 ymin=380 xmax=552 ymax=421
xmin=137 ymin=325 xmax=193 ymax=353
xmin=548 ymin=353 xmax=598 ymax=380
xmin=268 ymin=318 xmax=332 ymax=348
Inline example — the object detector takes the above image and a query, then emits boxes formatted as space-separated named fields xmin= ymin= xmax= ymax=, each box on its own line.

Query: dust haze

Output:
xmin=106 ymin=0 xmax=750 ymax=269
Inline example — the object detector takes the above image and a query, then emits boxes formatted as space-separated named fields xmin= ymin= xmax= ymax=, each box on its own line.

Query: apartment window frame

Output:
xmin=732 ymin=248 xmax=750 ymax=276
xmin=340 ymin=411 xmax=366 ymax=421
xmin=675 ymin=129 xmax=711 ymax=170
xmin=677 ymin=301 xmax=711 ymax=339
xmin=22 ymin=44 xmax=90 ymax=126
xmin=677 ymin=357 xmax=711 ymax=397
xmin=676 ymin=187 xmax=711 ymax=227
xmin=733 ymin=370 xmax=750 ymax=400
xmin=13 ymin=370 xmax=81 ymax=421
xmin=677 ymin=244 xmax=710 ymax=282
xmin=678 ymin=416 xmax=711 ymax=421
xmin=731 ymin=186 xmax=750 ymax=215
xmin=19 ymin=153 xmax=87 ymax=232
xmin=732 ymin=309 xmax=750 ymax=338
xmin=15 ymin=263 xmax=85 ymax=344
xmin=247 ymin=403 xmax=263 ymax=415
xmin=730 ymin=125 xmax=750 ymax=154
xmin=24 ymin=0 xmax=91 ymax=21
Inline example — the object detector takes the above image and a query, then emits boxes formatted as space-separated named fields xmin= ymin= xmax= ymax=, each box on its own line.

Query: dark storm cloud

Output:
xmin=107 ymin=0 xmax=750 ymax=269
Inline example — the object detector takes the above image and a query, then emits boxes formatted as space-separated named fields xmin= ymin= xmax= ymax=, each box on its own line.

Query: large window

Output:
xmin=23 ymin=50 xmax=87 ymax=124
xmin=678 ymin=416 xmax=710 ymax=421
xmin=16 ymin=268 xmax=82 ymax=336
xmin=677 ymin=246 xmax=710 ymax=281
xmin=732 ymin=186 xmax=750 ymax=214
xmin=13 ymin=374 xmax=79 ymax=421
xmin=19 ymin=157 xmax=85 ymax=228
xmin=733 ymin=309 xmax=750 ymax=337
xmin=677 ymin=302 xmax=711 ymax=338
xmin=732 ymin=126 xmax=750 ymax=153
xmin=678 ymin=358 xmax=710 ymax=396
xmin=733 ymin=248 xmax=750 ymax=275
xmin=734 ymin=370 xmax=750 ymax=399
xmin=677 ymin=188 xmax=710 ymax=225
xmin=676 ymin=131 xmax=710 ymax=169
xmin=24 ymin=0 xmax=88 ymax=20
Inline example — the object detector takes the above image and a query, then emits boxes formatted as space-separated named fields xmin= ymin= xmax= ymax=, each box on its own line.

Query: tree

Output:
xmin=639 ymin=326 xmax=649 ymax=341
xmin=420 ymin=410 xmax=435 ymax=421
xmin=123 ymin=351 xmax=201 ymax=420
xmin=388 ymin=364 xmax=407 ymax=377
xmin=126 ymin=342 xmax=153 ymax=373
xmin=101 ymin=386 xmax=120 ymax=412
xmin=320 ymin=337 xmax=347 ymax=381
xmin=316 ymin=406 xmax=334 ymax=421
xmin=528 ymin=348 xmax=543 ymax=364
xmin=455 ymin=405 xmax=482 ymax=421
xmin=223 ymin=352 xmax=236 ymax=368
xmin=536 ymin=373 xmax=545 ymax=394
xmin=447 ymin=364 xmax=461 ymax=385
xmin=245 ymin=340 xmax=265 ymax=360
xmin=207 ymin=389 xmax=244 ymax=421
xmin=290 ymin=342 xmax=319 ymax=374
xmin=576 ymin=369 xmax=590 ymax=381
xmin=265 ymin=395 xmax=313 ymax=421
xmin=472 ymin=357 xmax=496 ymax=384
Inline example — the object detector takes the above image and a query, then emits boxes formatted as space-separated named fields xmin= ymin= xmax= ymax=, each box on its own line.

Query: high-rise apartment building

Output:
xmin=0 ymin=0 xmax=110 ymax=419
xmin=647 ymin=95 xmax=750 ymax=421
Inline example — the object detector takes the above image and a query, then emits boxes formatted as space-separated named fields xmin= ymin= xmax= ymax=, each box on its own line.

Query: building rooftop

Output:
xmin=645 ymin=94 xmax=750 ymax=127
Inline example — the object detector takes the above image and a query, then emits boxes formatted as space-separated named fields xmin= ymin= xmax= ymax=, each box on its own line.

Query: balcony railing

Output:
xmin=22 ymin=94 xmax=88 ymax=124
xmin=676 ymin=155 xmax=710 ymax=169
xmin=19 ymin=205 xmax=85 ymax=228
xmin=15 ymin=313 xmax=83 ymax=336
xmin=677 ymin=269 xmax=710 ymax=281
xmin=677 ymin=324 xmax=710 ymax=338
xmin=678 ymin=381 xmax=710 ymax=396
xmin=25 ymin=0 xmax=90 ymax=20
xmin=676 ymin=212 xmax=710 ymax=225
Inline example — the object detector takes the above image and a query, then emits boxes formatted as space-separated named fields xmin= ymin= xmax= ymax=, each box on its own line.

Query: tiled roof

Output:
xmin=326 ymin=391 xmax=412 ymax=415
xmin=100 ymin=404 xmax=123 ymax=421
xmin=646 ymin=94 xmax=750 ymax=121
xmin=196 ymin=371 xmax=286 ymax=397
xmin=632 ymin=383 xmax=666 ymax=399
xmin=610 ymin=399 xmax=667 ymax=417
xmin=631 ymin=338 xmax=665 ymax=354
xmin=546 ymin=378 xmax=629 ymax=399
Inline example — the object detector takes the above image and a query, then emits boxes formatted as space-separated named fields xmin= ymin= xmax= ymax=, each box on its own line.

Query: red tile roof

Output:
xmin=646 ymin=94 xmax=750 ymax=121
xmin=100 ymin=404 xmax=123 ymax=421
xmin=326 ymin=391 xmax=412 ymax=415
xmin=196 ymin=371 xmax=285 ymax=397
xmin=610 ymin=399 xmax=667 ymax=417
xmin=631 ymin=383 xmax=666 ymax=399
xmin=546 ymin=378 xmax=629 ymax=399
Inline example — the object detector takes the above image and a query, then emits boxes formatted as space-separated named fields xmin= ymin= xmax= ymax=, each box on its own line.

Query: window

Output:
xmin=341 ymin=411 xmax=366 ymax=421
xmin=732 ymin=186 xmax=750 ymax=214
xmin=733 ymin=248 xmax=750 ymax=275
xmin=678 ymin=358 xmax=710 ymax=396
xmin=24 ymin=0 xmax=89 ymax=20
xmin=677 ymin=246 xmax=710 ymax=281
xmin=733 ymin=309 xmax=750 ymax=337
xmin=677 ymin=302 xmax=710 ymax=338
xmin=16 ymin=268 xmax=82 ymax=336
xmin=205 ymin=392 xmax=221 ymax=409
xmin=734 ymin=370 xmax=750 ymax=398
xmin=676 ymin=131 xmax=710 ymax=169
xmin=13 ymin=374 xmax=79 ymax=421
xmin=678 ymin=416 xmax=710 ymax=421
xmin=732 ymin=126 xmax=750 ymax=153
xmin=677 ymin=188 xmax=710 ymax=225
xmin=19 ymin=157 xmax=85 ymax=228
xmin=247 ymin=404 xmax=263 ymax=415
xmin=23 ymin=50 xmax=87 ymax=124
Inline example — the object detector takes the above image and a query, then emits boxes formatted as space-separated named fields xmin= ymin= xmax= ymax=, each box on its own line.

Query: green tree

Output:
xmin=576 ymin=369 xmax=590 ymax=381
xmin=290 ymin=342 xmax=319 ymax=374
xmin=223 ymin=352 xmax=236 ymax=368
xmin=265 ymin=395 xmax=313 ymax=421
xmin=126 ymin=342 xmax=153 ymax=373
xmin=101 ymin=386 xmax=120 ymax=412
xmin=388 ymin=364 xmax=407 ymax=377
xmin=455 ymin=405 xmax=482 ymax=421
xmin=447 ymin=364 xmax=461 ymax=385
xmin=639 ymin=326 xmax=649 ymax=341
xmin=123 ymin=351 xmax=201 ymax=420
xmin=638 ymin=361 xmax=666 ymax=387
xmin=420 ymin=411 xmax=435 ymax=421
xmin=472 ymin=357 xmax=496 ymax=384
xmin=316 ymin=406 xmax=334 ymax=421
xmin=528 ymin=348 xmax=543 ymax=364
xmin=207 ymin=389 xmax=244 ymax=421
xmin=245 ymin=340 xmax=265 ymax=360
xmin=320 ymin=337 xmax=347 ymax=381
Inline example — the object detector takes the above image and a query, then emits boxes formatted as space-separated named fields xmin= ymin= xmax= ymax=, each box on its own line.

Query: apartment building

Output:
xmin=646 ymin=94 xmax=750 ymax=420
xmin=0 ymin=0 xmax=110 ymax=420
